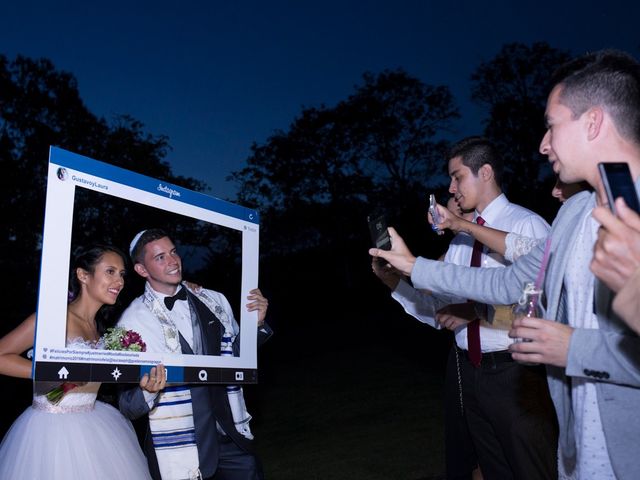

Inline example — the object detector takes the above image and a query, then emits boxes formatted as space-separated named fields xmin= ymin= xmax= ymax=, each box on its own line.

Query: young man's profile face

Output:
xmin=448 ymin=155 xmax=484 ymax=211
xmin=135 ymin=236 xmax=183 ymax=295
xmin=540 ymin=85 xmax=591 ymax=185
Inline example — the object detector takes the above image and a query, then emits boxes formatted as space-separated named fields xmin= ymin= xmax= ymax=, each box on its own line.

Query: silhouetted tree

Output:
xmin=0 ymin=54 xmax=218 ymax=439
xmin=0 ymin=55 xmax=207 ymax=321
xmin=225 ymin=70 xmax=460 ymax=346
xmin=230 ymin=69 xmax=459 ymax=258
xmin=470 ymin=42 xmax=571 ymax=220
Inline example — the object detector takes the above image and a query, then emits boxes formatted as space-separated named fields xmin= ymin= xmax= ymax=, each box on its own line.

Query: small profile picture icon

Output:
xmin=56 ymin=167 xmax=68 ymax=181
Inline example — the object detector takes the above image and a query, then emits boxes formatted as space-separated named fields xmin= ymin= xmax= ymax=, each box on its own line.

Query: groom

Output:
xmin=118 ymin=228 xmax=272 ymax=480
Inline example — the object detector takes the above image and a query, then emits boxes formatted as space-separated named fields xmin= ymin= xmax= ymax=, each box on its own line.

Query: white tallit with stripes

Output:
xmin=149 ymin=384 xmax=201 ymax=480
xmin=141 ymin=283 xmax=254 ymax=479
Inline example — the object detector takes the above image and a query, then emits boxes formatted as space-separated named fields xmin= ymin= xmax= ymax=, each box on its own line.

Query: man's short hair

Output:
xmin=550 ymin=49 xmax=640 ymax=143
xmin=447 ymin=136 xmax=503 ymax=185
xmin=130 ymin=228 xmax=173 ymax=264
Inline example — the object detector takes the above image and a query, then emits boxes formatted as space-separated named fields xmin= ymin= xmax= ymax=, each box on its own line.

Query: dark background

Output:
xmin=3 ymin=1 xmax=640 ymax=199
xmin=2 ymin=3 xmax=640 ymax=477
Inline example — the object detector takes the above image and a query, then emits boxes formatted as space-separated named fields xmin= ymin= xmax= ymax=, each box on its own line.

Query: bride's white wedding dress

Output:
xmin=0 ymin=337 xmax=151 ymax=479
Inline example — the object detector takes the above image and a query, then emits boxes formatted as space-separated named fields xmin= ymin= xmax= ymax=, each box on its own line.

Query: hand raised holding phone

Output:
xmin=590 ymin=162 xmax=640 ymax=292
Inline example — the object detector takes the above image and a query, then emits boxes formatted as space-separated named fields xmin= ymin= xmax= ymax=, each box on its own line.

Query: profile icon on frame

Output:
xmin=56 ymin=167 xmax=68 ymax=181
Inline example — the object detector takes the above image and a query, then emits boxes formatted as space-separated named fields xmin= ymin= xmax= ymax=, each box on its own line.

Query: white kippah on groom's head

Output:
xmin=129 ymin=230 xmax=147 ymax=258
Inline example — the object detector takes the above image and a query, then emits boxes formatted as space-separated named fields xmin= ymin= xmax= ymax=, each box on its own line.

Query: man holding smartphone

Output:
xmin=370 ymin=49 xmax=640 ymax=479
xmin=372 ymin=136 xmax=556 ymax=480
xmin=591 ymin=198 xmax=640 ymax=334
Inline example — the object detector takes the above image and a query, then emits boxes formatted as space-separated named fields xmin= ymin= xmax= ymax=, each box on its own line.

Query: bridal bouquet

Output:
xmin=102 ymin=326 xmax=147 ymax=352
xmin=46 ymin=327 xmax=146 ymax=404
xmin=45 ymin=382 xmax=80 ymax=405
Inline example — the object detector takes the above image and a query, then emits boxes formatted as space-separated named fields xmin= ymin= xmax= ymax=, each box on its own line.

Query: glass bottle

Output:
xmin=512 ymin=282 xmax=544 ymax=342
xmin=511 ymin=282 xmax=544 ymax=365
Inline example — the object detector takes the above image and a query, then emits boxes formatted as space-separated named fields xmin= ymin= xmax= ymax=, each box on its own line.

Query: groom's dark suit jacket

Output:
xmin=119 ymin=292 xmax=272 ymax=479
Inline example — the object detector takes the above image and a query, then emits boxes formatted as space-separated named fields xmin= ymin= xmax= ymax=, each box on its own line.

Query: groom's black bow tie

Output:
xmin=164 ymin=288 xmax=187 ymax=310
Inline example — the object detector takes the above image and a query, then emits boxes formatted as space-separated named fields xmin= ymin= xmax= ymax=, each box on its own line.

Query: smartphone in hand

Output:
xmin=429 ymin=194 xmax=445 ymax=236
xmin=598 ymin=162 xmax=640 ymax=214
xmin=367 ymin=213 xmax=392 ymax=250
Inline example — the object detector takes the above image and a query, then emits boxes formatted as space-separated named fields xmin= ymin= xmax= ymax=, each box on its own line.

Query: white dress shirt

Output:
xmin=158 ymin=287 xmax=193 ymax=348
xmin=392 ymin=193 xmax=550 ymax=352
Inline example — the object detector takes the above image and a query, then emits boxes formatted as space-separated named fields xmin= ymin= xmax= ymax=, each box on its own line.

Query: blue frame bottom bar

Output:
xmin=34 ymin=362 xmax=258 ymax=384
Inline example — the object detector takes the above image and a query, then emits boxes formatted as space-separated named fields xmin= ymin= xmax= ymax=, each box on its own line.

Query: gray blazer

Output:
xmin=410 ymin=187 xmax=640 ymax=479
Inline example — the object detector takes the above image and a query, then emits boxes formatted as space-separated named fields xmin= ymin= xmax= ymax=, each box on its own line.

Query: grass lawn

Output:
xmin=251 ymin=337 xmax=449 ymax=480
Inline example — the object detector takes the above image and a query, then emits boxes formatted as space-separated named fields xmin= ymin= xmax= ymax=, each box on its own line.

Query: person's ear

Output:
xmin=585 ymin=106 xmax=604 ymax=141
xmin=480 ymin=164 xmax=493 ymax=181
xmin=134 ymin=263 xmax=149 ymax=279
xmin=76 ymin=268 xmax=89 ymax=284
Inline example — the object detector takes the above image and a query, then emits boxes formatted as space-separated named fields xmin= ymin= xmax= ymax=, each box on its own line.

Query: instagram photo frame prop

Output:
xmin=33 ymin=147 xmax=260 ymax=384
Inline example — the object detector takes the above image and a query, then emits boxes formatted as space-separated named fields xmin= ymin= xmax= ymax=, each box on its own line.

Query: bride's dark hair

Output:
xmin=68 ymin=244 xmax=128 ymax=335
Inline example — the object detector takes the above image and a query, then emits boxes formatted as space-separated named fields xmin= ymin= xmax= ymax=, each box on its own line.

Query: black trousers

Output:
xmin=458 ymin=349 xmax=559 ymax=480
xmin=207 ymin=434 xmax=264 ymax=480
xmin=444 ymin=345 xmax=478 ymax=480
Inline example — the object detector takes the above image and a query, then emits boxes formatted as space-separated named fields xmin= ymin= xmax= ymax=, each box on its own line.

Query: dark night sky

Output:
xmin=2 ymin=0 xmax=639 ymax=199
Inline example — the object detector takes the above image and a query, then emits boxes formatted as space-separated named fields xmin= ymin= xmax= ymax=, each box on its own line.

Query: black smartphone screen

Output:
xmin=367 ymin=213 xmax=391 ymax=250
xmin=598 ymin=162 xmax=640 ymax=214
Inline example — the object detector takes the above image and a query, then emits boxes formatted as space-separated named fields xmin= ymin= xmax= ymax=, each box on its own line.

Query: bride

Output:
xmin=0 ymin=244 xmax=166 ymax=479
